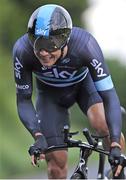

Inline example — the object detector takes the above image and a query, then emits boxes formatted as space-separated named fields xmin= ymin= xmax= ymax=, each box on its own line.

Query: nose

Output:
xmin=39 ymin=49 xmax=49 ymax=56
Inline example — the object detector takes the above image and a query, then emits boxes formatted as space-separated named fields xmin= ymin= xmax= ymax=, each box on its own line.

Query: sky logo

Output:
xmin=61 ymin=58 xmax=71 ymax=64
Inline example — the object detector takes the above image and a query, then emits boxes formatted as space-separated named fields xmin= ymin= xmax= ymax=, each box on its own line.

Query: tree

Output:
xmin=1 ymin=0 xmax=88 ymax=51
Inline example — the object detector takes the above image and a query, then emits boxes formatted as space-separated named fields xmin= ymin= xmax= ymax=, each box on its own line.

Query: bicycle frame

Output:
xmin=97 ymin=153 xmax=106 ymax=179
xmin=47 ymin=143 xmax=107 ymax=179
xmin=45 ymin=126 xmax=126 ymax=179
xmin=46 ymin=126 xmax=109 ymax=179
xmin=70 ymin=142 xmax=106 ymax=179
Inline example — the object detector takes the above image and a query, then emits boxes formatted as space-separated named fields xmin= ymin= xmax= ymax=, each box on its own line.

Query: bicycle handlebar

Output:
xmin=33 ymin=126 xmax=126 ymax=169
xmin=45 ymin=126 xmax=126 ymax=168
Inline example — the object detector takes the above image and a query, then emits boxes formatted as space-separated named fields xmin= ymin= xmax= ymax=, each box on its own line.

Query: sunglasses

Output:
xmin=33 ymin=29 xmax=70 ymax=52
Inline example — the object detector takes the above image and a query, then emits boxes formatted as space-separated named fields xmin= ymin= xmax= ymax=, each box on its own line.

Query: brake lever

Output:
xmin=69 ymin=131 xmax=79 ymax=138
xmin=33 ymin=149 xmax=41 ymax=167
xmin=91 ymin=134 xmax=109 ymax=139
xmin=92 ymin=134 xmax=109 ymax=147
xmin=34 ymin=149 xmax=41 ymax=157
xmin=83 ymin=128 xmax=98 ymax=147
xmin=63 ymin=125 xmax=79 ymax=136
xmin=63 ymin=125 xmax=81 ymax=145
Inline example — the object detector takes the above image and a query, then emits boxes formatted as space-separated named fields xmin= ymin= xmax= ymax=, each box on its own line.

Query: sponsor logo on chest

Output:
xmin=42 ymin=67 xmax=77 ymax=79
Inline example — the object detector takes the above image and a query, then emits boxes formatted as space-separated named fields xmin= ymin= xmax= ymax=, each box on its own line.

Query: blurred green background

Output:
xmin=1 ymin=0 xmax=126 ymax=178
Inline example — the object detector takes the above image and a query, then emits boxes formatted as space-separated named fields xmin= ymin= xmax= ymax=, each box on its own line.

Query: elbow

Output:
xmin=16 ymin=93 xmax=32 ymax=103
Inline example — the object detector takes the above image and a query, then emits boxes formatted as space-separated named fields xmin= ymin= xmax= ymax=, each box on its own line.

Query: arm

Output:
xmin=17 ymin=93 xmax=42 ymax=137
xmin=12 ymin=42 xmax=48 ymax=166
xmin=12 ymin=45 xmax=41 ymax=138
xmin=98 ymin=89 xmax=122 ymax=143
xmin=84 ymin=34 xmax=122 ymax=143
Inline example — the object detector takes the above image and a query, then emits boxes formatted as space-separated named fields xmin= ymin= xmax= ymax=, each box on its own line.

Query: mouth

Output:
xmin=41 ymin=55 xmax=54 ymax=62
xmin=39 ymin=55 xmax=56 ymax=66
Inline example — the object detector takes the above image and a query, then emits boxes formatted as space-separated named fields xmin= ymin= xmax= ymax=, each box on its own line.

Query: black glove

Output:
xmin=28 ymin=135 xmax=48 ymax=157
xmin=109 ymin=146 xmax=121 ymax=166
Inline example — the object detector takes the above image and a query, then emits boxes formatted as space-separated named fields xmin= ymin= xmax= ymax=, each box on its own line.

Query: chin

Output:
xmin=42 ymin=60 xmax=57 ymax=67
xmin=41 ymin=62 xmax=55 ymax=67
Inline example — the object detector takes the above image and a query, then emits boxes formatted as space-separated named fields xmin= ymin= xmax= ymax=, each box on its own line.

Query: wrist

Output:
xmin=34 ymin=132 xmax=43 ymax=140
xmin=110 ymin=142 xmax=121 ymax=149
xmin=35 ymin=132 xmax=43 ymax=136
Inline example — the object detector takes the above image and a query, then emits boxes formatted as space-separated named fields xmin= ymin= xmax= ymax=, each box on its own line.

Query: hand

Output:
xmin=109 ymin=146 xmax=122 ymax=177
xmin=28 ymin=135 xmax=48 ymax=166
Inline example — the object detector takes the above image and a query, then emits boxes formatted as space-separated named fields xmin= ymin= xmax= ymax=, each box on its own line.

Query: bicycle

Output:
xmin=33 ymin=125 xmax=126 ymax=179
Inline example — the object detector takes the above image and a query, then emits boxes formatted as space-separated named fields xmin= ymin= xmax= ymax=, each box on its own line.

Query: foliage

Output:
xmin=0 ymin=0 xmax=126 ymax=178
xmin=1 ymin=0 xmax=87 ymax=51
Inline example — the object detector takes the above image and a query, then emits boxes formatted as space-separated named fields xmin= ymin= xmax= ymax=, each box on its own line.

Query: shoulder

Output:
xmin=68 ymin=27 xmax=92 ymax=53
xmin=68 ymin=27 xmax=101 ymax=55
xmin=12 ymin=34 xmax=35 ymax=64
xmin=69 ymin=27 xmax=100 ymax=46
xmin=13 ymin=34 xmax=33 ymax=57
xmin=71 ymin=27 xmax=90 ymax=36
xmin=70 ymin=27 xmax=91 ymax=43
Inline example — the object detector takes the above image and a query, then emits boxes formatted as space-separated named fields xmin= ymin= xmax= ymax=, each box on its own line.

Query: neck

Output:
xmin=60 ymin=45 xmax=68 ymax=59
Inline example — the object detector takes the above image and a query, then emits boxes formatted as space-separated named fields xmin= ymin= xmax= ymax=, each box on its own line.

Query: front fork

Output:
xmin=97 ymin=153 xmax=106 ymax=179
xmin=71 ymin=148 xmax=92 ymax=179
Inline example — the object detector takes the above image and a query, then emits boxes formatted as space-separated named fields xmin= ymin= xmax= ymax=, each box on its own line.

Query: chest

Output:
xmin=32 ymin=55 xmax=85 ymax=78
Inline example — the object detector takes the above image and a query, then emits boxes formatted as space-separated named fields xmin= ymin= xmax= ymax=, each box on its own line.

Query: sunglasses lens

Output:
xmin=34 ymin=37 xmax=59 ymax=52
xmin=33 ymin=31 xmax=69 ymax=52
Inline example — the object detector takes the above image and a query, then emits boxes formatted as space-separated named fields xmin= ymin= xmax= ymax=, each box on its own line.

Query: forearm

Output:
xmin=99 ymin=89 xmax=122 ymax=143
xmin=17 ymin=94 xmax=41 ymax=137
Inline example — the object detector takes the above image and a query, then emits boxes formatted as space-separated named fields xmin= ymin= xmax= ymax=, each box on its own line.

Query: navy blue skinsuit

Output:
xmin=12 ymin=27 xmax=122 ymax=146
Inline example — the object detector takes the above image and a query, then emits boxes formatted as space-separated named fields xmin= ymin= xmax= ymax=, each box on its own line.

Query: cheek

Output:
xmin=53 ymin=51 xmax=61 ymax=58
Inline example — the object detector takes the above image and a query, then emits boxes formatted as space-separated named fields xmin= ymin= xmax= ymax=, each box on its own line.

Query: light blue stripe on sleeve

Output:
xmin=94 ymin=75 xmax=114 ymax=91
xmin=35 ymin=5 xmax=56 ymax=36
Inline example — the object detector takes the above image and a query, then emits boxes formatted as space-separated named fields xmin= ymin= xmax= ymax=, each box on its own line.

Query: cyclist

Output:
xmin=12 ymin=4 xmax=125 ymax=179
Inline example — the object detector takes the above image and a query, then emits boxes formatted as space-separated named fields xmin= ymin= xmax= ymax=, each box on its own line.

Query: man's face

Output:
xmin=34 ymin=49 xmax=62 ymax=67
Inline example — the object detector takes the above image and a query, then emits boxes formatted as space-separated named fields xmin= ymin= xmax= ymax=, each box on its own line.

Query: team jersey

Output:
xmin=12 ymin=27 xmax=122 ymax=142
xmin=13 ymin=27 xmax=113 ymax=94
